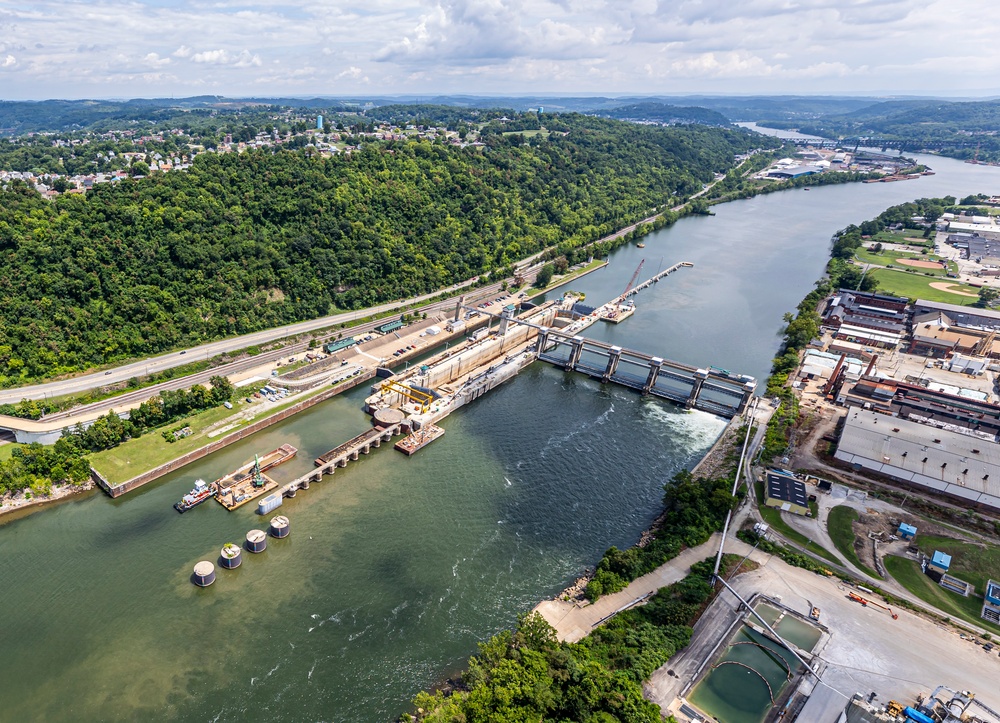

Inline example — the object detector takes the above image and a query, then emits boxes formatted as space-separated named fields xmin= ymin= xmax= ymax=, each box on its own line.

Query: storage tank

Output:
xmin=257 ymin=493 xmax=283 ymax=516
xmin=246 ymin=529 xmax=267 ymax=553
xmin=220 ymin=542 xmax=242 ymax=569
xmin=193 ymin=561 xmax=216 ymax=587
xmin=270 ymin=515 xmax=290 ymax=539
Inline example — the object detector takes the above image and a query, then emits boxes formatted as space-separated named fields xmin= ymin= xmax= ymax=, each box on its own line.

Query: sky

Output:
xmin=0 ymin=0 xmax=997 ymax=100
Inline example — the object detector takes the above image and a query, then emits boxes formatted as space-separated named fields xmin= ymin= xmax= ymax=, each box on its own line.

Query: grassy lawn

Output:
xmin=871 ymin=229 xmax=934 ymax=247
xmin=827 ymin=505 xmax=881 ymax=578
xmin=89 ymin=384 xmax=327 ymax=485
xmin=869 ymin=267 xmax=980 ymax=305
xmin=0 ymin=442 xmax=22 ymax=463
xmin=526 ymin=258 xmax=607 ymax=297
xmin=755 ymin=480 xmax=842 ymax=566
xmin=884 ymin=555 xmax=1000 ymax=635
xmin=911 ymin=535 xmax=1000 ymax=593
xmin=502 ymin=129 xmax=550 ymax=138
xmin=855 ymin=248 xmax=955 ymax=275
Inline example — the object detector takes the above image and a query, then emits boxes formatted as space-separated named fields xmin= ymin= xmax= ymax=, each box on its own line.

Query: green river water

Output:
xmin=2 ymin=148 xmax=1000 ymax=721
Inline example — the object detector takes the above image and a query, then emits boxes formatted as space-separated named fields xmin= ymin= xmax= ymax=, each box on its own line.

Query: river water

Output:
xmin=2 ymin=146 xmax=1000 ymax=722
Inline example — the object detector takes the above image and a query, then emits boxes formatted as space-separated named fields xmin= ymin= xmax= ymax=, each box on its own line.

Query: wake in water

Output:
xmin=539 ymin=402 xmax=615 ymax=459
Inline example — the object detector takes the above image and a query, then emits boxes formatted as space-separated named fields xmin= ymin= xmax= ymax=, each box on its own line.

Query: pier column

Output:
xmin=454 ymin=295 xmax=465 ymax=322
xmin=536 ymin=327 xmax=550 ymax=354
xmin=737 ymin=380 xmax=757 ymax=414
xmin=498 ymin=308 xmax=513 ymax=336
xmin=372 ymin=437 xmax=381 ymax=448
xmin=603 ymin=346 xmax=623 ymax=382
xmin=566 ymin=336 xmax=585 ymax=371
xmin=686 ymin=369 xmax=709 ymax=409
xmin=642 ymin=357 xmax=663 ymax=395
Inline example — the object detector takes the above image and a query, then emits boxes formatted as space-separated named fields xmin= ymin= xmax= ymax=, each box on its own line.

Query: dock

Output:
xmin=315 ymin=426 xmax=400 ymax=466
xmin=395 ymin=424 xmax=445 ymax=455
xmin=214 ymin=444 xmax=297 ymax=511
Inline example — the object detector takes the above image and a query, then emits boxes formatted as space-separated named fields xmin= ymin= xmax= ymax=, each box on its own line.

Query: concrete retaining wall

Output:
xmin=93 ymin=370 xmax=376 ymax=498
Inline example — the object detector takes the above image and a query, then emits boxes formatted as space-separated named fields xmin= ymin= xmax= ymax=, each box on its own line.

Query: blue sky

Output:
xmin=0 ymin=0 xmax=995 ymax=99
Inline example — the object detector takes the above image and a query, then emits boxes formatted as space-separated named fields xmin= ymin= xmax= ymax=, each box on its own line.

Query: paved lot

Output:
xmin=650 ymin=557 xmax=1000 ymax=720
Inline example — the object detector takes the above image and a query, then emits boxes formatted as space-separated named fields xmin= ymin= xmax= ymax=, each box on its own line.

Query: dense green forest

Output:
xmin=598 ymin=102 xmax=731 ymax=127
xmin=759 ymin=99 xmax=1000 ymax=162
xmin=405 ymin=555 xmax=744 ymax=723
xmin=0 ymin=114 xmax=769 ymax=385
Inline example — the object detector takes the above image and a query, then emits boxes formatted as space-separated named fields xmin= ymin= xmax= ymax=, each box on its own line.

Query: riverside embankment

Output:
xmin=1 ymin=151 xmax=1000 ymax=722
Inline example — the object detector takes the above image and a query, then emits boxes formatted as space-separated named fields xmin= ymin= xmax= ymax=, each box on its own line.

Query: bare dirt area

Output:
xmin=928 ymin=281 xmax=979 ymax=297
xmin=896 ymin=257 xmax=945 ymax=269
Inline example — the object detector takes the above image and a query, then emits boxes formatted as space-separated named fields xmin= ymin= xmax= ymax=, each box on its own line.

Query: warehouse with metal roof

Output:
xmin=834 ymin=408 xmax=1000 ymax=511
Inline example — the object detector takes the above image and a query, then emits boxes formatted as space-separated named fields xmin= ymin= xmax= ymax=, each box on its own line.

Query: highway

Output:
xmin=0 ymin=276 xmax=494 ymax=406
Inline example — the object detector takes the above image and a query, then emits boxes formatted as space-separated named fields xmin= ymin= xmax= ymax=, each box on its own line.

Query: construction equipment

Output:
xmin=382 ymin=379 xmax=433 ymax=413
xmin=618 ymin=259 xmax=645 ymax=302
xmin=251 ymin=454 xmax=264 ymax=488
xmin=848 ymin=591 xmax=899 ymax=619
xmin=886 ymin=700 xmax=904 ymax=717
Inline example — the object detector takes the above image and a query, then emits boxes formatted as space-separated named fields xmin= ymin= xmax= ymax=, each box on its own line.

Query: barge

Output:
xmin=395 ymin=424 xmax=445 ymax=455
xmin=214 ymin=444 xmax=297 ymax=511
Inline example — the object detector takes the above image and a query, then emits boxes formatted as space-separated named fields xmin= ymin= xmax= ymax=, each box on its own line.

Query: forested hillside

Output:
xmin=0 ymin=115 xmax=769 ymax=384
xmin=759 ymin=99 xmax=1000 ymax=162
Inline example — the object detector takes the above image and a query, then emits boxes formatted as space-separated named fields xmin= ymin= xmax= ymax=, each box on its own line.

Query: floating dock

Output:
xmin=394 ymin=424 xmax=445 ymax=455
xmin=214 ymin=444 xmax=297 ymax=511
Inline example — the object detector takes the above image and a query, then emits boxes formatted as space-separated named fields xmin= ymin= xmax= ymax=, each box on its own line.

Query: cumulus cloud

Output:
xmin=0 ymin=0 xmax=995 ymax=97
xmin=143 ymin=52 xmax=170 ymax=68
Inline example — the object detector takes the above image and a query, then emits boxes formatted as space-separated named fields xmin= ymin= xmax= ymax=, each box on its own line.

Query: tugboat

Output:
xmin=174 ymin=479 xmax=214 ymax=513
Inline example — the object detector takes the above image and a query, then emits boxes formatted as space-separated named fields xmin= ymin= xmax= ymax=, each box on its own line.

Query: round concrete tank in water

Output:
xmin=246 ymin=529 xmax=267 ymax=553
xmin=193 ymin=561 xmax=216 ymax=587
xmin=269 ymin=515 xmax=290 ymax=539
xmin=220 ymin=543 xmax=242 ymax=569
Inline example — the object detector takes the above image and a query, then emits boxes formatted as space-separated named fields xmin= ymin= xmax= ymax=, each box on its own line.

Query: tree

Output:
xmin=978 ymin=286 xmax=1000 ymax=307
xmin=209 ymin=375 xmax=234 ymax=403
xmin=534 ymin=263 xmax=555 ymax=288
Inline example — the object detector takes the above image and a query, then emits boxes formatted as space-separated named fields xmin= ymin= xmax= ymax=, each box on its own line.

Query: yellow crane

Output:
xmin=381 ymin=380 xmax=433 ymax=412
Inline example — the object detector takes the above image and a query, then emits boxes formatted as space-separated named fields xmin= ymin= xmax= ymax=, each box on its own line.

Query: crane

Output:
xmin=619 ymin=259 xmax=645 ymax=302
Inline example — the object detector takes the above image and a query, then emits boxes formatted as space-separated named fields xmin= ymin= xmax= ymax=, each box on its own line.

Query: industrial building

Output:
xmin=838 ymin=377 xmax=998 ymax=433
xmin=945 ymin=232 xmax=1000 ymax=263
xmin=927 ymin=550 xmax=952 ymax=576
xmin=823 ymin=289 xmax=908 ymax=348
xmin=911 ymin=300 xmax=1000 ymax=333
xmin=897 ymin=522 xmax=917 ymax=540
xmin=763 ymin=470 xmax=810 ymax=516
xmin=834 ymin=409 xmax=1000 ymax=512
xmin=982 ymin=580 xmax=1000 ymax=625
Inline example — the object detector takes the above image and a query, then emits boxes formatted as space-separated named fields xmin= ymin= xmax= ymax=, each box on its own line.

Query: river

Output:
xmin=1 ymin=145 xmax=1000 ymax=722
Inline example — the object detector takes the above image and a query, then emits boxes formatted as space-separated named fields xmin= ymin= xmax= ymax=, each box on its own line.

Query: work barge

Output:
xmin=264 ymin=265 xmax=757 ymax=501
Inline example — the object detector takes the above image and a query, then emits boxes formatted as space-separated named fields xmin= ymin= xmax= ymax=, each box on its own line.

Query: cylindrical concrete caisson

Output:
xmin=220 ymin=542 xmax=242 ymax=569
xmin=269 ymin=515 xmax=290 ymax=539
xmin=246 ymin=529 xmax=267 ymax=553
xmin=193 ymin=561 xmax=216 ymax=587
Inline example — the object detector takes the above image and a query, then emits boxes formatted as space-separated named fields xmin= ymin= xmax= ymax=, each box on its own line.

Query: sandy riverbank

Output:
xmin=0 ymin=479 xmax=94 ymax=521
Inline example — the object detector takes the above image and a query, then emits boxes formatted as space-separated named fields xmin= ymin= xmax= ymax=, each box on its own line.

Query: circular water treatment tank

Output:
xmin=245 ymin=529 xmax=268 ymax=553
xmin=269 ymin=515 xmax=290 ymax=538
xmin=220 ymin=542 xmax=242 ymax=569
xmin=193 ymin=561 xmax=216 ymax=587
xmin=373 ymin=407 xmax=406 ymax=428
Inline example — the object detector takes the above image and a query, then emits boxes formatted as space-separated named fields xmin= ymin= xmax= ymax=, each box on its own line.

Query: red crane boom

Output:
xmin=620 ymin=259 xmax=645 ymax=300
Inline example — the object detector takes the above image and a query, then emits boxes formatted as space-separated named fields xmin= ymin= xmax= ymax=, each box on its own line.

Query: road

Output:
xmin=0 ymin=272 xmax=523 ymax=406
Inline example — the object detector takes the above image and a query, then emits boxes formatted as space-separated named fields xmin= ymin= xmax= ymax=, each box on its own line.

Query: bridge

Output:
xmin=535 ymin=328 xmax=756 ymax=417
xmin=789 ymin=137 xmax=977 ymax=152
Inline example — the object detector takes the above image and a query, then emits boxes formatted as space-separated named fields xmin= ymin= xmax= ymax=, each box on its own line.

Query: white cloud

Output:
xmin=0 ymin=0 xmax=995 ymax=97
xmin=192 ymin=49 xmax=231 ymax=64
xmin=143 ymin=52 xmax=170 ymax=68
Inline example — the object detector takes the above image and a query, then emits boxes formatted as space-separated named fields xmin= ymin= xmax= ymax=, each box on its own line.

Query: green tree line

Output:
xmin=0 ymin=114 xmax=766 ymax=386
